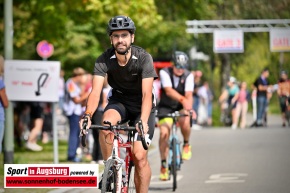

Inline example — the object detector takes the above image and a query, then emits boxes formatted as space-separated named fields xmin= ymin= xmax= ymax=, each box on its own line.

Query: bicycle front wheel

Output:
xmin=127 ymin=161 xmax=136 ymax=193
xmin=101 ymin=159 xmax=117 ymax=193
xmin=171 ymin=138 xmax=177 ymax=191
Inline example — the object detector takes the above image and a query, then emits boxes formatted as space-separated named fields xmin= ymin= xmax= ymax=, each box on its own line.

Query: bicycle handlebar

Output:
xmin=156 ymin=110 xmax=194 ymax=127
xmin=80 ymin=118 xmax=148 ymax=150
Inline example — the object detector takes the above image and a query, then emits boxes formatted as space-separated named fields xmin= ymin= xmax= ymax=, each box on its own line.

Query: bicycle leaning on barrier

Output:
xmin=80 ymin=118 xmax=149 ymax=193
xmin=155 ymin=110 xmax=193 ymax=191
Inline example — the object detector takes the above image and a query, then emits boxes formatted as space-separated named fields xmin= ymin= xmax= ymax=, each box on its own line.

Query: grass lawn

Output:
xmin=0 ymin=140 xmax=99 ymax=193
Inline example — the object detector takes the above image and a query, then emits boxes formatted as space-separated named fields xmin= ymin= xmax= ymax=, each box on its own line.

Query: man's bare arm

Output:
xmin=84 ymin=75 xmax=105 ymax=116
xmin=140 ymin=77 xmax=154 ymax=127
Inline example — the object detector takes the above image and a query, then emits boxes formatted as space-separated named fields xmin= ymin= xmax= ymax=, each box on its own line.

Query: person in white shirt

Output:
xmin=157 ymin=51 xmax=194 ymax=180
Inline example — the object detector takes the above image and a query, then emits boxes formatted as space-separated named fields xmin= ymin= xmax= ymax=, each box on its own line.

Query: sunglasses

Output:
xmin=175 ymin=65 xmax=185 ymax=69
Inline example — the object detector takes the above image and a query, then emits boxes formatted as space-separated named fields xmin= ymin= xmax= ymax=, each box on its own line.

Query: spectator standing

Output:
xmin=58 ymin=69 xmax=65 ymax=113
xmin=197 ymin=81 xmax=208 ymax=126
xmin=63 ymin=67 xmax=90 ymax=162
xmin=0 ymin=55 xmax=9 ymax=153
xmin=204 ymin=82 xmax=214 ymax=126
xmin=42 ymin=103 xmax=52 ymax=144
xmin=90 ymin=86 xmax=107 ymax=164
xmin=277 ymin=71 xmax=290 ymax=127
xmin=153 ymin=78 xmax=161 ymax=104
xmin=82 ymin=73 xmax=107 ymax=164
xmin=234 ymin=81 xmax=250 ymax=129
xmin=192 ymin=70 xmax=203 ymax=129
xmin=26 ymin=102 xmax=45 ymax=151
xmin=14 ymin=102 xmax=30 ymax=147
xmin=196 ymin=81 xmax=214 ymax=126
xmin=219 ymin=76 xmax=240 ymax=127
xmin=253 ymin=68 xmax=270 ymax=127
xmin=91 ymin=77 xmax=111 ymax=164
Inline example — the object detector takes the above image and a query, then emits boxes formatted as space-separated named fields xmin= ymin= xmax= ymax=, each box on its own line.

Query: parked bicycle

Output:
xmin=155 ymin=110 xmax=193 ymax=191
xmin=80 ymin=118 xmax=149 ymax=193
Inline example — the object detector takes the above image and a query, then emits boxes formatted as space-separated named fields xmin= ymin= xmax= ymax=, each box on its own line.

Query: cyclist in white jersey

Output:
xmin=157 ymin=51 xmax=194 ymax=180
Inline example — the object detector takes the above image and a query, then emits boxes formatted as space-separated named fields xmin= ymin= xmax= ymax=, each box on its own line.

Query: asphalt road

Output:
xmin=48 ymin=114 xmax=290 ymax=193
xmin=149 ymin=127 xmax=290 ymax=193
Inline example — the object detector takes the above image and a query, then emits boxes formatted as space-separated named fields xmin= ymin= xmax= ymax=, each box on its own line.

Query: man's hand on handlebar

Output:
xmin=136 ymin=120 xmax=149 ymax=135
xmin=79 ymin=115 xmax=92 ymax=136
xmin=189 ymin=109 xmax=197 ymax=120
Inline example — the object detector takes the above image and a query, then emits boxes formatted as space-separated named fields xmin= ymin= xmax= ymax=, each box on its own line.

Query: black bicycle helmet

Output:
xmin=173 ymin=51 xmax=189 ymax=69
xmin=107 ymin=16 xmax=136 ymax=36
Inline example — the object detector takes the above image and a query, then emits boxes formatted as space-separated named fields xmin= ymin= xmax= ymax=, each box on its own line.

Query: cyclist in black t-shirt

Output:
xmin=79 ymin=15 xmax=158 ymax=193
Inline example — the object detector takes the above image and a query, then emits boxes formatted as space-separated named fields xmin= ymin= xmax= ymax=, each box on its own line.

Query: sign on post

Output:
xmin=270 ymin=29 xmax=290 ymax=52
xmin=213 ymin=30 xmax=244 ymax=53
xmin=37 ymin=40 xmax=54 ymax=59
xmin=4 ymin=60 xmax=60 ymax=102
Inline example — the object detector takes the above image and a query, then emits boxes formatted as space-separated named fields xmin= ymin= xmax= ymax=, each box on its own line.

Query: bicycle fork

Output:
xmin=114 ymin=139 xmax=133 ymax=193
xmin=107 ymin=138 xmax=124 ymax=193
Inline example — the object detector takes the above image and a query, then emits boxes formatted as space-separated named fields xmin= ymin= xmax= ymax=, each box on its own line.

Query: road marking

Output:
xmin=205 ymin=173 xmax=248 ymax=184
xmin=150 ymin=175 xmax=183 ymax=185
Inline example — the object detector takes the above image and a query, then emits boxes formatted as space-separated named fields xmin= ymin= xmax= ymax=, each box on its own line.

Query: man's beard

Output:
xmin=114 ymin=42 xmax=131 ymax=55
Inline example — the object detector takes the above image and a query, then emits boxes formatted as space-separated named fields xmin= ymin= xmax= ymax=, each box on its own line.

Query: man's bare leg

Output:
xmin=133 ymin=141 xmax=151 ymax=193
xmin=159 ymin=124 xmax=170 ymax=161
xmin=99 ymin=109 xmax=121 ymax=160
xmin=179 ymin=116 xmax=191 ymax=142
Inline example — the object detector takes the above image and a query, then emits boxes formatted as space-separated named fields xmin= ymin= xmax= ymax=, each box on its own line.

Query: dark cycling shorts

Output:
xmin=29 ymin=102 xmax=44 ymax=119
xmin=104 ymin=99 xmax=155 ymax=141
xmin=279 ymin=96 xmax=290 ymax=113
xmin=228 ymin=96 xmax=237 ymax=109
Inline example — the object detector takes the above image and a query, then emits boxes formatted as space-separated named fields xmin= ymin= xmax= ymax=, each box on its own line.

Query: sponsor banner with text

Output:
xmin=4 ymin=164 xmax=99 ymax=188
xmin=214 ymin=30 xmax=244 ymax=53
xmin=270 ymin=29 xmax=290 ymax=52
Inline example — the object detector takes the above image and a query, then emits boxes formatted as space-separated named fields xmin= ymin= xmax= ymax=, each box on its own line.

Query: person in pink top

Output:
xmin=233 ymin=82 xmax=249 ymax=129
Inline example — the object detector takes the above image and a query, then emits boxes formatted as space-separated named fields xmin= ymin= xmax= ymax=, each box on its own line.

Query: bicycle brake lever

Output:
xmin=138 ymin=120 xmax=148 ymax=150
xmin=189 ymin=110 xmax=193 ymax=127
xmin=81 ymin=118 xmax=88 ymax=147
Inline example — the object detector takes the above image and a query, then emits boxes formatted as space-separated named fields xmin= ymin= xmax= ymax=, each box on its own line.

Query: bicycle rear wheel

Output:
xmin=171 ymin=138 xmax=177 ymax=191
xmin=127 ymin=161 xmax=136 ymax=193
xmin=101 ymin=159 xmax=117 ymax=193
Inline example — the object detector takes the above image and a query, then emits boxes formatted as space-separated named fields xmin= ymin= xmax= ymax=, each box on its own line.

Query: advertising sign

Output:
xmin=4 ymin=60 xmax=60 ymax=102
xmin=4 ymin=164 xmax=99 ymax=188
xmin=270 ymin=29 xmax=290 ymax=52
xmin=214 ymin=30 xmax=244 ymax=53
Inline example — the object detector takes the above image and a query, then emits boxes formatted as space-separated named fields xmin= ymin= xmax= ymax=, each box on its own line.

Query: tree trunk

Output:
xmin=220 ymin=53 xmax=231 ymax=90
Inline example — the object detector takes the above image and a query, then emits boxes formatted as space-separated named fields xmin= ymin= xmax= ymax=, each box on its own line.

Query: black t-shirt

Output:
xmin=254 ymin=76 xmax=269 ymax=97
xmin=93 ymin=45 xmax=158 ymax=109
